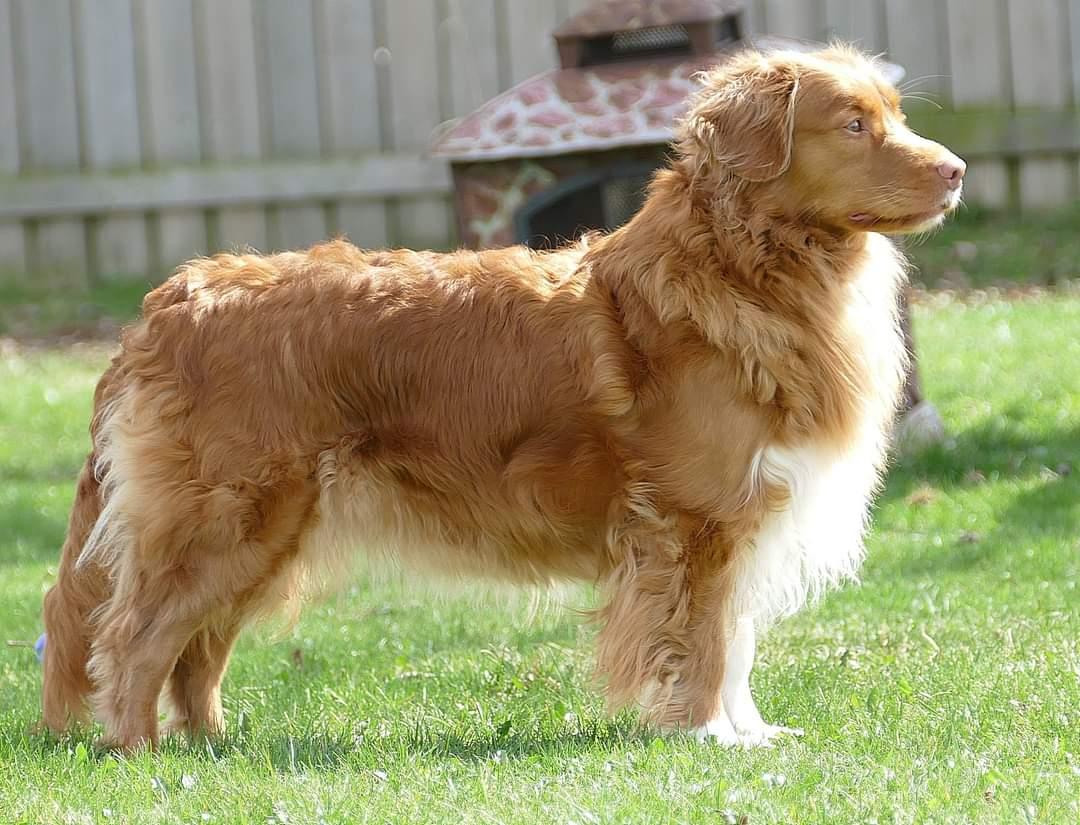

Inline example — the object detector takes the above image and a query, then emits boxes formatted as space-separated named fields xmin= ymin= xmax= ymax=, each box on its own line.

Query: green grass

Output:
xmin=0 ymin=281 xmax=148 ymax=340
xmin=904 ymin=203 xmax=1080 ymax=290
xmin=1 ymin=298 xmax=1079 ymax=822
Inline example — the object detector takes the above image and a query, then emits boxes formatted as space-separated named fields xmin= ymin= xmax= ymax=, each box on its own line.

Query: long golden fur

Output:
xmin=41 ymin=45 xmax=964 ymax=749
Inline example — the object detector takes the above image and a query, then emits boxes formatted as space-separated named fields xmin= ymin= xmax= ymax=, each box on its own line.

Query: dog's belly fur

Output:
xmin=301 ymin=435 xmax=614 ymax=586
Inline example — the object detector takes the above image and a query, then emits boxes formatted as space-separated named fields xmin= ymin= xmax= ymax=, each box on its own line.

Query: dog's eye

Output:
xmin=845 ymin=118 xmax=864 ymax=133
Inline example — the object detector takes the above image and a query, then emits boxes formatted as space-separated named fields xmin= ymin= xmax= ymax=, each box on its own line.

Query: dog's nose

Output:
xmin=936 ymin=156 xmax=966 ymax=190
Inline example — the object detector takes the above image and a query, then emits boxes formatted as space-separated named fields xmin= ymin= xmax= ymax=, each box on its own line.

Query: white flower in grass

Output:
xmin=762 ymin=771 xmax=787 ymax=787
xmin=181 ymin=774 xmax=197 ymax=791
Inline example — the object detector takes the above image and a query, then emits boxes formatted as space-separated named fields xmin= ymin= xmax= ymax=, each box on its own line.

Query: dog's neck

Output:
xmin=586 ymin=164 xmax=872 ymax=332
xmin=580 ymin=163 xmax=901 ymax=442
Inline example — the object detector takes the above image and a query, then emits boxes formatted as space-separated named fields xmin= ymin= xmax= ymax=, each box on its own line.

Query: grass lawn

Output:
xmin=0 ymin=279 xmax=1078 ymax=821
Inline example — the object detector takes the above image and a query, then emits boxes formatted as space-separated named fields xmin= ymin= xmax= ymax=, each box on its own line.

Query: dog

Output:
xmin=41 ymin=44 xmax=964 ymax=750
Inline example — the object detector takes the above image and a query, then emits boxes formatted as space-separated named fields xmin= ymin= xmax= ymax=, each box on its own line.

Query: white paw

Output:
xmin=693 ymin=715 xmax=742 ymax=747
xmin=734 ymin=721 xmax=804 ymax=748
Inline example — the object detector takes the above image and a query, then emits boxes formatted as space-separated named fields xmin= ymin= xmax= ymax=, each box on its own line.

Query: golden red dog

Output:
xmin=42 ymin=45 xmax=963 ymax=750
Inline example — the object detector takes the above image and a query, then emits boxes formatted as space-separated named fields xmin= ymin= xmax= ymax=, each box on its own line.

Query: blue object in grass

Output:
xmin=34 ymin=632 xmax=46 ymax=663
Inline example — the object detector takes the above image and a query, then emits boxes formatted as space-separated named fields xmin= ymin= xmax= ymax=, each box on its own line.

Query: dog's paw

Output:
xmin=94 ymin=733 xmax=155 ymax=754
xmin=160 ymin=718 xmax=190 ymax=739
xmin=693 ymin=714 xmax=742 ymax=747
xmin=734 ymin=721 xmax=803 ymax=748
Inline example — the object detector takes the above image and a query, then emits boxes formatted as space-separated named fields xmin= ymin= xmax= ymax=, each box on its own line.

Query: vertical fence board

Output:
xmin=884 ymin=0 xmax=950 ymax=103
xmin=824 ymin=0 xmax=885 ymax=51
xmin=946 ymin=0 xmax=1010 ymax=206
xmin=195 ymin=0 xmax=267 ymax=252
xmin=317 ymin=0 xmax=388 ymax=249
xmin=1071 ymin=0 xmax=1080 ymax=106
xmin=504 ymin=0 xmax=560 ymax=85
xmin=260 ymin=0 xmax=326 ymax=250
xmin=562 ymin=0 xmax=592 ymax=18
xmin=1008 ymin=0 xmax=1072 ymax=207
xmin=386 ymin=0 xmax=451 ymax=248
xmin=139 ymin=0 xmax=207 ymax=272
xmin=75 ymin=0 xmax=150 ymax=279
xmin=14 ymin=0 xmax=88 ymax=283
xmin=0 ymin=0 xmax=16 ymax=177
xmin=762 ymin=0 xmax=821 ymax=40
xmin=1070 ymin=0 xmax=1080 ymax=194
xmin=445 ymin=0 xmax=500 ymax=118
xmin=0 ymin=0 xmax=26 ymax=277
xmin=744 ymin=0 xmax=767 ymax=36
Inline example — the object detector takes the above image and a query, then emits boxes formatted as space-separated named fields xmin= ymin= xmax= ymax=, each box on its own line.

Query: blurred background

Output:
xmin=0 ymin=0 xmax=1077 ymax=296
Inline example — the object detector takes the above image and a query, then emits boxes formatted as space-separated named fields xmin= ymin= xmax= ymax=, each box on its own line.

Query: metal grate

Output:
xmin=611 ymin=24 xmax=691 ymax=55
xmin=580 ymin=24 xmax=693 ymax=66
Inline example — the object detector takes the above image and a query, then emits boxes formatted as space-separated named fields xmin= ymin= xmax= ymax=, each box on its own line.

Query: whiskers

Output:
xmin=898 ymin=75 xmax=947 ymax=110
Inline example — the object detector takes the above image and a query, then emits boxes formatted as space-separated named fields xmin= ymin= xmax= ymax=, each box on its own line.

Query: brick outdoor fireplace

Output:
xmin=432 ymin=0 xmax=750 ymax=249
xmin=431 ymin=0 xmax=901 ymax=251
xmin=431 ymin=0 xmax=939 ymax=446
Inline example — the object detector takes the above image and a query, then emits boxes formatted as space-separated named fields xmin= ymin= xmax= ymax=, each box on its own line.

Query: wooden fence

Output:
xmin=1 ymin=0 xmax=1079 ymax=285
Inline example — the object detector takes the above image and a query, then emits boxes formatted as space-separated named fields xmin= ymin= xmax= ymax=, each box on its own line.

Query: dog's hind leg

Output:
xmin=88 ymin=471 xmax=316 ymax=750
xmin=41 ymin=455 xmax=112 ymax=734
xmin=88 ymin=561 xmax=213 ymax=750
xmin=595 ymin=514 xmax=737 ymax=741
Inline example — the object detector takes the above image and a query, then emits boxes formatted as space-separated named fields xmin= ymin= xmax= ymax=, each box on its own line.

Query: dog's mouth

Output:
xmin=848 ymin=209 xmax=945 ymax=231
xmin=849 ymin=189 xmax=962 ymax=233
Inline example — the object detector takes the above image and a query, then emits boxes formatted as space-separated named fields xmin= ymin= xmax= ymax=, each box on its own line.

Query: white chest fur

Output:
xmin=733 ymin=233 xmax=906 ymax=623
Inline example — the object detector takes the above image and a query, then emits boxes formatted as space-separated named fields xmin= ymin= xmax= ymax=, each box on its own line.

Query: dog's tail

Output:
xmin=41 ymin=453 xmax=113 ymax=732
xmin=41 ymin=363 xmax=124 ymax=732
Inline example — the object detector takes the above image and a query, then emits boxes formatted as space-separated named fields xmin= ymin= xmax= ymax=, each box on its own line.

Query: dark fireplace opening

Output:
xmin=517 ymin=163 xmax=656 ymax=250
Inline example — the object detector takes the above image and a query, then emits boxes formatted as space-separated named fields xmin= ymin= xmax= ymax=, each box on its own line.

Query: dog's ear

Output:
xmin=680 ymin=53 xmax=800 ymax=183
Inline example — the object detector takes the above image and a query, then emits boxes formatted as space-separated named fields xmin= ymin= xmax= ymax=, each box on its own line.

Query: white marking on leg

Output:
xmin=721 ymin=617 xmax=802 ymax=747
xmin=693 ymin=705 xmax=741 ymax=747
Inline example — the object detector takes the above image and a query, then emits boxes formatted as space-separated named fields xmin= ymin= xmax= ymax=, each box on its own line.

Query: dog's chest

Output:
xmin=732 ymin=234 xmax=908 ymax=619
xmin=642 ymin=234 xmax=906 ymax=520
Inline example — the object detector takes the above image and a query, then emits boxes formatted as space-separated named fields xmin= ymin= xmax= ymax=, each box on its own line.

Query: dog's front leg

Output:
xmin=596 ymin=516 xmax=740 ymax=742
xmin=721 ymin=616 xmax=803 ymax=746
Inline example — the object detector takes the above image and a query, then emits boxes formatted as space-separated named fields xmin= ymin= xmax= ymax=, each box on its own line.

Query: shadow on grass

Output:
xmin=0 ymin=462 xmax=83 ymax=567
xmin=884 ymin=404 xmax=1080 ymax=500
xmin=22 ymin=715 xmax=644 ymax=771
xmin=0 ymin=501 xmax=66 ymax=569
xmin=876 ymin=407 xmax=1080 ymax=578
xmin=398 ymin=717 xmax=643 ymax=764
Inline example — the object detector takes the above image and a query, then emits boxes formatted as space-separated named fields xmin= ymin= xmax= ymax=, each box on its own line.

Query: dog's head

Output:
xmin=679 ymin=45 xmax=964 ymax=234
